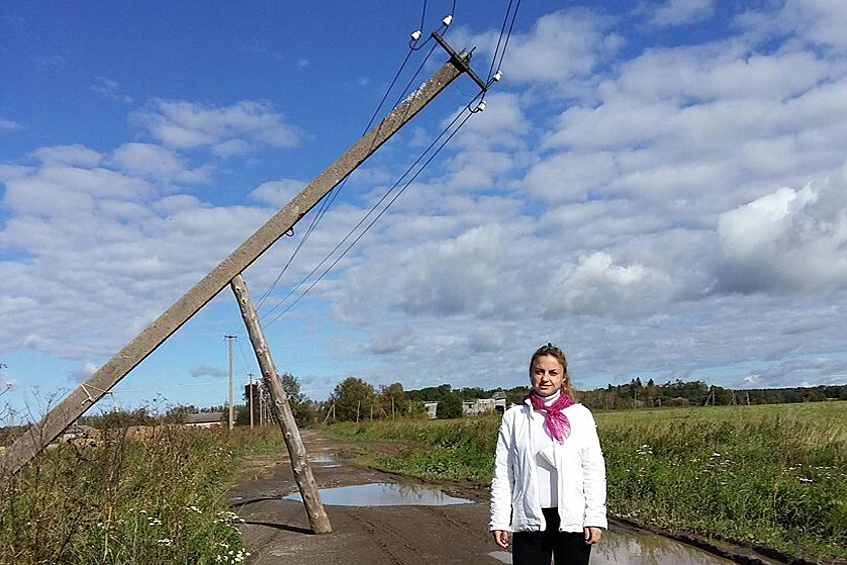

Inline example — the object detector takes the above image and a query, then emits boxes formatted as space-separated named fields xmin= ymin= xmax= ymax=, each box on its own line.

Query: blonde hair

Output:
xmin=529 ymin=343 xmax=577 ymax=401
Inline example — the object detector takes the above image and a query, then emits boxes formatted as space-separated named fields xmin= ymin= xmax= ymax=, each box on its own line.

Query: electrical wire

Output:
xmin=493 ymin=0 xmax=522 ymax=78
xmin=263 ymin=104 xmax=478 ymax=327
xmin=252 ymin=2 xmax=437 ymax=313
xmin=487 ymin=0 xmax=523 ymax=85
xmin=486 ymin=0 xmax=514 ymax=82
xmin=259 ymin=92 xmax=480 ymax=323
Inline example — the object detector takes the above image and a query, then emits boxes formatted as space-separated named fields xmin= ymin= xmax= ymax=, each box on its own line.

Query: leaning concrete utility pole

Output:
xmin=230 ymin=274 xmax=331 ymax=533
xmin=1 ymin=44 xmax=480 ymax=477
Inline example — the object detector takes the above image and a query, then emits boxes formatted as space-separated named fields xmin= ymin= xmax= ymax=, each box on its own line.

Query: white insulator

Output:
xmin=410 ymin=30 xmax=422 ymax=41
xmin=478 ymin=100 xmax=486 ymax=112
xmin=493 ymin=70 xmax=503 ymax=82
xmin=442 ymin=14 xmax=453 ymax=26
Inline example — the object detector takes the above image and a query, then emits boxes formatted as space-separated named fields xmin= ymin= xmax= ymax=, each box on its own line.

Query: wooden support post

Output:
xmin=229 ymin=274 xmax=331 ymax=534
xmin=1 ymin=52 xmax=471 ymax=476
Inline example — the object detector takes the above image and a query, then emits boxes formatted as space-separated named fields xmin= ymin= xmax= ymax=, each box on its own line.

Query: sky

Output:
xmin=2 ymin=0 xmax=847 ymax=420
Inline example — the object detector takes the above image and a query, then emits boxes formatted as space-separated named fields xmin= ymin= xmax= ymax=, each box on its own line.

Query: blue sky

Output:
xmin=2 ymin=0 xmax=847 ymax=419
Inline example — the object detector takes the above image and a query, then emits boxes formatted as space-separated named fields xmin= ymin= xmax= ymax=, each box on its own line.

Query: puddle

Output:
xmin=486 ymin=530 xmax=736 ymax=564
xmin=310 ymin=453 xmax=338 ymax=463
xmin=282 ymin=482 xmax=473 ymax=506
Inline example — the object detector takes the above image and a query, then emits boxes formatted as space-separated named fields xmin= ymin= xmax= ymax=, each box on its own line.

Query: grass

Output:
xmin=327 ymin=401 xmax=847 ymax=562
xmin=0 ymin=424 xmax=283 ymax=565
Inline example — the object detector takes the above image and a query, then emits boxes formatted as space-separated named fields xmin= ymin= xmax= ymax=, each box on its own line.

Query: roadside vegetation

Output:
xmin=0 ymin=423 xmax=282 ymax=565
xmin=327 ymin=401 xmax=847 ymax=563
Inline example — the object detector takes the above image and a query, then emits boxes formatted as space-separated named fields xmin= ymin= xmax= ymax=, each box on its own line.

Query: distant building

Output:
xmin=60 ymin=424 xmax=98 ymax=441
xmin=183 ymin=412 xmax=224 ymax=429
xmin=424 ymin=402 xmax=439 ymax=420
xmin=462 ymin=397 xmax=507 ymax=417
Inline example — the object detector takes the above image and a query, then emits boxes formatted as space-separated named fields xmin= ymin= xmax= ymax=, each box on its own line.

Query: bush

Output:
xmin=436 ymin=393 xmax=463 ymax=419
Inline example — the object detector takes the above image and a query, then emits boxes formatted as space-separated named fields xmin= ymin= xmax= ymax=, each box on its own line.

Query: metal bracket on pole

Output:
xmin=432 ymin=32 xmax=488 ymax=92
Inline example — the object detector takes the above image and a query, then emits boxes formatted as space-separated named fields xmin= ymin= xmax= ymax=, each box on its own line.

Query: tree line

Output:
xmin=578 ymin=378 xmax=847 ymax=410
xmin=62 ymin=374 xmax=847 ymax=430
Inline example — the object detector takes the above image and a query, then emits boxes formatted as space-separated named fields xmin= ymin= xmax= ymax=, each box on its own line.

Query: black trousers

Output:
xmin=511 ymin=508 xmax=592 ymax=565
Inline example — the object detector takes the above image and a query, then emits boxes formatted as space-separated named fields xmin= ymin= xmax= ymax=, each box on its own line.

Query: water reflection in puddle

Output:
xmin=282 ymin=482 xmax=473 ymax=506
xmin=310 ymin=453 xmax=338 ymax=463
xmin=486 ymin=530 xmax=736 ymax=565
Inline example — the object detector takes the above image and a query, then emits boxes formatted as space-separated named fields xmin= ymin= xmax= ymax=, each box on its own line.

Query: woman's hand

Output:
xmin=584 ymin=526 xmax=602 ymax=545
xmin=492 ymin=530 xmax=510 ymax=549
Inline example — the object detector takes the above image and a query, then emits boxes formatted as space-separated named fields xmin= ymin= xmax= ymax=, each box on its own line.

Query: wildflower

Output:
xmin=156 ymin=538 xmax=173 ymax=546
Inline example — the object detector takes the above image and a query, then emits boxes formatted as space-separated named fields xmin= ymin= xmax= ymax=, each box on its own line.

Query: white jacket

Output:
xmin=489 ymin=399 xmax=607 ymax=533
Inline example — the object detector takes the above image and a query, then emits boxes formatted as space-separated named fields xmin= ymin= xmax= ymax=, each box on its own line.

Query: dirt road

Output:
xmin=227 ymin=431 xmax=800 ymax=565
xmin=227 ymin=430 xmax=497 ymax=565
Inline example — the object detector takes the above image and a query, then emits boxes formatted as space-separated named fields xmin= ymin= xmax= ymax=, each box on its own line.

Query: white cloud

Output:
xmin=739 ymin=0 xmax=847 ymax=50
xmin=740 ymin=357 xmax=847 ymax=388
xmin=459 ymin=9 xmax=622 ymax=87
xmin=645 ymin=0 xmax=715 ymax=27
xmin=90 ymin=76 xmax=133 ymax=103
xmin=717 ymin=166 xmax=847 ymax=293
xmin=0 ymin=114 xmax=23 ymax=131
xmin=448 ymin=92 xmax=529 ymax=150
xmin=69 ymin=361 xmax=98 ymax=383
xmin=112 ymin=143 xmax=210 ymax=183
xmin=33 ymin=144 xmax=102 ymax=167
xmin=0 ymin=149 xmax=270 ymax=359
xmin=249 ymin=178 xmax=306 ymax=207
xmin=131 ymin=99 xmax=303 ymax=155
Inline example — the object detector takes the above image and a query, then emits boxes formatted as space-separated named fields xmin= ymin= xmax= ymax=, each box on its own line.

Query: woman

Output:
xmin=490 ymin=344 xmax=607 ymax=565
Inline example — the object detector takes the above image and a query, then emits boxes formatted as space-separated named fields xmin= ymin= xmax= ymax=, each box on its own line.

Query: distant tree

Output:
xmin=278 ymin=373 xmax=316 ymax=427
xmin=279 ymin=372 xmax=305 ymax=404
xmin=379 ymin=382 xmax=409 ymax=418
xmin=436 ymin=392 xmax=463 ymax=419
xmin=505 ymin=386 xmax=530 ymax=406
xmin=805 ymin=390 xmax=826 ymax=402
xmin=459 ymin=387 xmax=487 ymax=400
xmin=97 ymin=407 xmax=152 ymax=429
xmin=329 ymin=377 xmax=379 ymax=422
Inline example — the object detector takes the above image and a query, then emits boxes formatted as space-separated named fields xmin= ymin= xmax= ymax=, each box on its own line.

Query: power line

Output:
xmin=487 ymin=0 xmax=522 ymax=84
xmin=259 ymin=90 xmax=481 ymax=323
xmin=252 ymin=4 xmax=446 ymax=314
xmin=263 ymin=103 xmax=478 ymax=326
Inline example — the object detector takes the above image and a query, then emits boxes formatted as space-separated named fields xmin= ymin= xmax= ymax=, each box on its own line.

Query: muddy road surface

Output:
xmin=227 ymin=430 xmax=742 ymax=565
xmin=228 ymin=430 xmax=494 ymax=564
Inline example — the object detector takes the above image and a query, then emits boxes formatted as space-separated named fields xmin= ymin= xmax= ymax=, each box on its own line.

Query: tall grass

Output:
xmin=327 ymin=401 xmax=847 ymax=561
xmin=331 ymin=417 xmax=498 ymax=482
xmin=0 ymin=424 xmax=281 ymax=565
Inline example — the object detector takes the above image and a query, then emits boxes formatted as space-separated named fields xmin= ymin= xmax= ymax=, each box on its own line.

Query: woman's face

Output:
xmin=530 ymin=354 xmax=565 ymax=397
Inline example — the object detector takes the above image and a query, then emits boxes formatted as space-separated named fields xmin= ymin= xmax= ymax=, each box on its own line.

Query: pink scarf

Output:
xmin=527 ymin=392 xmax=575 ymax=443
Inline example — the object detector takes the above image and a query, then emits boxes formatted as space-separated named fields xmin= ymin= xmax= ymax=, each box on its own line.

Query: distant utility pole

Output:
xmin=224 ymin=335 xmax=236 ymax=430
xmin=248 ymin=373 xmax=255 ymax=429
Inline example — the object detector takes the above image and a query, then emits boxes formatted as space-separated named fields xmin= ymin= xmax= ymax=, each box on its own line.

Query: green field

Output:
xmin=328 ymin=401 xmax=847 ymax=562
xmin=0 ymin=426 xmax=282 ymax=565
